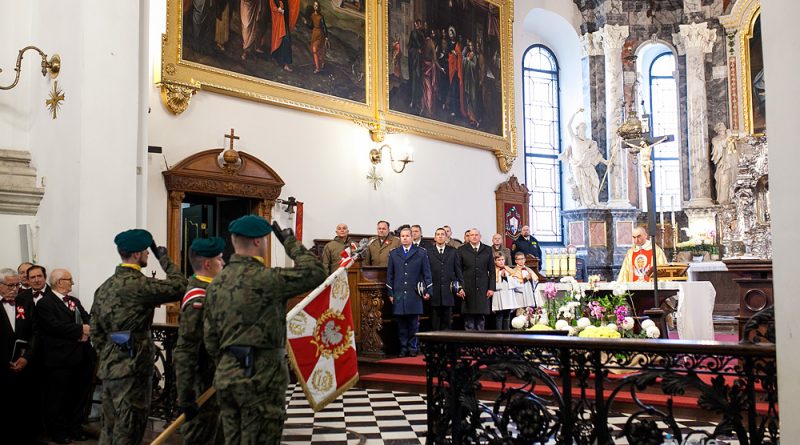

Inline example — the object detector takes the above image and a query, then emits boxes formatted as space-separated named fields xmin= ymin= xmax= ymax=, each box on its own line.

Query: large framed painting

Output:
xmin=160 ymin=0 xmax=375 ymax=121
xmin=160 ymin=0 xmax=517 ymax=171
xmin=383 ymin=0 xmax=516 ymax=170
xmin=744 ymin=9 xmax=765 ymax=135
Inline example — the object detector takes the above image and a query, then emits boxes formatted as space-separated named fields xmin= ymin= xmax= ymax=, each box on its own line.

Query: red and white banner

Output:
xmin=286 ymin=241 xmax=367 ymax=411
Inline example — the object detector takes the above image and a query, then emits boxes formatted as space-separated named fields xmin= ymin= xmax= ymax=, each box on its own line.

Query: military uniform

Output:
xmin=90 ymin=229 xmax=187 ymax=445
xmin=175 ymin=275 xmax=222 ymax=444
xmin=320 ymin=235 xmax=349 ymax=274
xmin=204 ymin=216 xmax=325 ymax=445
xmin=364 ymin=234 xmax=400 ymax=266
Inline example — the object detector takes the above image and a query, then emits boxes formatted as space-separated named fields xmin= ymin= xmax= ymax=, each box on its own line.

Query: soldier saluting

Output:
xmin=90 ymin=229 xmax=187 ymax=445
xmin=174 ymin=237 xmax=226 ymax=444
xmin=203 ymin=215 xmax=325 ymax=444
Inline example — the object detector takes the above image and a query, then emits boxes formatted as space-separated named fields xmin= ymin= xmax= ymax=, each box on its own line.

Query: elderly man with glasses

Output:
xmin=35 ymin=269 xmax=96 ymax=443
xmin=0 ymin=268 xmax=38 ymax=444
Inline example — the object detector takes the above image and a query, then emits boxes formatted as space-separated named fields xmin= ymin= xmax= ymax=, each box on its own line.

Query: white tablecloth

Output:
xmin=533 ymin=281 xmax=716 ymax=340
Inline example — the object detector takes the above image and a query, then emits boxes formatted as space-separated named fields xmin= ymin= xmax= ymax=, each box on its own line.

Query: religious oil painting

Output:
xmin=383 ymin=0 xmax=516 ymax=167
xmin=746 ymin=13 xmax=765 ymax=135
xmin=161 ymin=0 xmax=373 ymax=120
xmin=387 ymin=0 xmax=504 ymax=135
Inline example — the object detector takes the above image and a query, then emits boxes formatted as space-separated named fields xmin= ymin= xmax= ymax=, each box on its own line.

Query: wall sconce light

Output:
xmin=369 ymin=144 xmax=413 ymax=173
xmin=0 ymin=46 xmax=61 ymax=91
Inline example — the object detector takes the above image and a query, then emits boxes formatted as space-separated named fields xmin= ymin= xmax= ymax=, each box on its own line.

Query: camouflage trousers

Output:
xmin=99 ymin=375 xmax=152 ymax=445
xmin=181 ymin=393 xmax=223 ymax=445
xmin=217 ymin=383 xmax=287 ymax=445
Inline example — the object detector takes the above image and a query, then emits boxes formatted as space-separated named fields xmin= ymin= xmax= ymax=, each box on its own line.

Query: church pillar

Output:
xmin=674 ymin=22 xmax=717 ymax=208
xmin=598 ymin=24 xmax=631 ymax=208
xmin=581 ymin=32 xmax=607 ymax=200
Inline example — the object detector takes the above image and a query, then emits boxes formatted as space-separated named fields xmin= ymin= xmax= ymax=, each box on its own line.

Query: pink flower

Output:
xmin=614 ymin=305 xmax=628 ymax=324
xmin=589 ymin=301 xmax=605 ymax=319
xmin=543 ymin=282 xmax=558 ymax=300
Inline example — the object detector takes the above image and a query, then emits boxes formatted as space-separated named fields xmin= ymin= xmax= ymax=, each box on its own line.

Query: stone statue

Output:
xmin=559 ymin=108 xmax=609 ymax=208
xmin=710 ymin=122 xmax=740 ymax=204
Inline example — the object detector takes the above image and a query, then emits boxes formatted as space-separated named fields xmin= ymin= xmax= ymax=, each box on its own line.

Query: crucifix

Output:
xmin=218 ymin=128 xmax=243 ymax=174
xmin=224 ymin=128 xmax=240 ymax=150
xmin=621 ymin=121 xmax=673 ymax=328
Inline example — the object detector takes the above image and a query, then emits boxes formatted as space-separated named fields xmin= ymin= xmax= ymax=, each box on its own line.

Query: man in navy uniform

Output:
xmin=512 ymin=225 xmax=542 ymax=264
xmin=386 ymin=227 xmax=432 ymax=356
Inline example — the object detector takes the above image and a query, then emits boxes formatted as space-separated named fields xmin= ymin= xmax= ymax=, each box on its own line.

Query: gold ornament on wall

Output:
xmin=217 ymin=128 xmax=243 ymax=174
xmin=45 ymin=81 xmax=65 ymax=119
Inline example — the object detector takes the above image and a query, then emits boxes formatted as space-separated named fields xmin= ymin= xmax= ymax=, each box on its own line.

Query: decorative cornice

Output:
xmin=674 ymin=22 xmax=717 ymax=54
xmin=581 ymin=32 xmax=604 ymax=57
xmin=598 ymin=25 xmax=629 ymax=51
xmin=0 ymin=150 xmax=44 ymax=216
xmin=164 ymin=175 xmax=282 ymax=200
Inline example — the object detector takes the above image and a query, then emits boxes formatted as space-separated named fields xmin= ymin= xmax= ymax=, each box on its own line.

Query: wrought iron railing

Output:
xmin=151 ymin=323 xmax=179 ymax=421
xmin=418 ymin=327 xmax=777 ymax=444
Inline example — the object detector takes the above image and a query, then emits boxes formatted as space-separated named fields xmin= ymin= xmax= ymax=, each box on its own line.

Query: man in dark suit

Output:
xmin=36 ymin=268 xmax=95 ymax=443
xmin=386 ymin=227 xmax=432 ymax=357
xmin=18 ymin=264 xmax=49 ymax=306
xmin=457 ymin=229 xmax=495 ymax=331
xmin=512 ymin=225 xmax=542 ymax=264
xmin=411 ymin=225 xmax=435 ymax=251
xmin=0 ymin=268 xmax=38 ymax=444
xmin=428 ymin=228 xmax=462 ymax=331
xmin=17 ymin=262 xmax=33 ymax=291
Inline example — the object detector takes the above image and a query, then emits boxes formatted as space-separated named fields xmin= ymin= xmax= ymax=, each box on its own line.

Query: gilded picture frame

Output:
xmin=160 ymin=0 xmax=376 ymax=123
xmin=160 ymin=0 xmax=517 ymax=172
xmin=381 ymin=0 xmax=516 ymax=171
xmin=742 ymin=6 xmax=765 ymax=135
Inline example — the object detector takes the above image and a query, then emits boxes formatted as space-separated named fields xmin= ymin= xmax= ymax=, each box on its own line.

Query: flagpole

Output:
xmin=150 ymin=387 xmax=216 ymax=445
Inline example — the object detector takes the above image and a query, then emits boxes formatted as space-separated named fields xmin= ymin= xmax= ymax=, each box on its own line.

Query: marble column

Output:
xmin=581 ymin=31 xmax=607 ymax=195
xmin=674 ymin=22 xmax=717 ymax=208
xmin=598 ymin=25 xmax=631 ymax=208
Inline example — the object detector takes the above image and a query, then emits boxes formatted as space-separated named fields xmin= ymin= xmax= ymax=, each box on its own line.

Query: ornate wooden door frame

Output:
xmin=163 ymin=149 xmax=285 ymax=268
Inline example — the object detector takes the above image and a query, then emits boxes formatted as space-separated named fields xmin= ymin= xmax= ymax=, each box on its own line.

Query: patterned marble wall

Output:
xmin=573 ymin=0 xmax=731 ymax=206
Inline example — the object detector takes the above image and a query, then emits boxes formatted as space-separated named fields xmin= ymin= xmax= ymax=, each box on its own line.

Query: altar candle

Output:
xmin=568 ymin=252 xmax=576 ymax=276
xmin=559 ymin=249 xmax=568 ymax=276
xmin=545 ymin=249 xmax=553 ymax=276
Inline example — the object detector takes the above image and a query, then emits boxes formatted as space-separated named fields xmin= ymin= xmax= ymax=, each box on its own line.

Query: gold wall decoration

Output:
xmin=721 ymin=0 xmax=763 ymax=135
xmin=45 ymin=80 xmax=65 ymax=119
xmin=161 ymin=0 xmax=516 ymax=172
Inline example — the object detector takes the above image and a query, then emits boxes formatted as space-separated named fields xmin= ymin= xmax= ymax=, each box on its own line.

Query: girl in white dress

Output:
xmin=512 ymin=252 xmax=539 ymax=308
xmin=492 ymin=253 xmax=522 ymax=330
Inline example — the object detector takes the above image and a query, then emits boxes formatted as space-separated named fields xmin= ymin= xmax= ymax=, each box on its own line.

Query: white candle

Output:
xmin=545 ymin=249 xmax=553 ymax=276
xmin=559 ymin=249 xmax=568 ymax=275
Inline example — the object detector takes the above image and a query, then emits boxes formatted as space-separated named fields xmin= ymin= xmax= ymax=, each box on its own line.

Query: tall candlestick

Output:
xmin=559 ymin=249 xmax=568 ymax=276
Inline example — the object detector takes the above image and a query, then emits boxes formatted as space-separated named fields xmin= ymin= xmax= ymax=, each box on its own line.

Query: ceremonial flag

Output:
xmin=286 ymin=240 xmax=367 ymax=411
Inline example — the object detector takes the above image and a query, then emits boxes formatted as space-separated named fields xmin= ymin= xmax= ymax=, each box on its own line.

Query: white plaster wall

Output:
xmin=0 ymin=1 xmax=33 ymax=150
xmin=146 ymin=4 xmax=510 ymax=267
xmin=762 ymin=0 xmax=800 ymax=440
xmin=513 ymin=2 xmax=584 ymax=213
xmin=0 ymin=0 xmax=144 ymax=307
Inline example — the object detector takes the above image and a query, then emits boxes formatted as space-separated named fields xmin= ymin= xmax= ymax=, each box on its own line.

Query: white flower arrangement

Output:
xmin=577 ymin=317 xmax=592 ymax=330
xmin=640 ymin=319 xmax=656 ymax=330
xmin=555 ymin=319 xmax=570 ymax=330
xmin=611 ymin=281 xmax=628 ymax=297
xmin=605 ymin=322 xmax=617 ymax=331
xmin=622 ymin=317 xmax=635 ymax=330
xmin=645 ymin=325 xmax=661 ymax=338
xmin=511 ymin=315 xmax=527 ymax=329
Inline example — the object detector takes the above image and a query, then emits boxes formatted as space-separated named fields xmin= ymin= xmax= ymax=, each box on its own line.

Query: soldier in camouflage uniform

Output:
xmin=175 ymin=237 xmax=226 ymax=444
xmin=90 ymin=229 xmax=187 ymax=445
xmin=204 ymin=215 xmax=325 ymax=445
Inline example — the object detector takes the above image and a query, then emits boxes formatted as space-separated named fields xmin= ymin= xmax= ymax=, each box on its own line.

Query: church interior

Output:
xmin=1 ymin=0 xmax=798 ymax=443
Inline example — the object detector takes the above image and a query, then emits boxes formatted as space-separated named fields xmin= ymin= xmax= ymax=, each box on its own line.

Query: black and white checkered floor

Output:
xmin=282 ymin=384 xmax=738 ymax=444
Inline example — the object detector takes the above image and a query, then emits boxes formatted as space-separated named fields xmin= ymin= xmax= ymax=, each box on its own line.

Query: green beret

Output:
xmin=229 ymin=215 xmax=272 ymax=238
xmin=114 ymin=229 xmax=153 ymax=253
xmin=191 ymin=237 xmax=226 ymax=257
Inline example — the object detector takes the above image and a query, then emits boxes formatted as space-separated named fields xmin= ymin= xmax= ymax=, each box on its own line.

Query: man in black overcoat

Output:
xmin=36 ymin=268 xmax=96 ymax=443
xmin=456 ymin=229 xmax=495 ymax=331
xmin=0 ymin=268 xmax=39 ymax=444
xmin=428 ymin=228 xmax=463 ymax=331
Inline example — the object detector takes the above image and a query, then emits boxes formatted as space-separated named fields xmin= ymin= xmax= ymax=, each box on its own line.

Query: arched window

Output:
xmin=648 ymin=51 xmax=681 ymax=211
xmin=522 ymin=44 xmax=561 ymax=242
